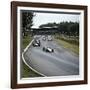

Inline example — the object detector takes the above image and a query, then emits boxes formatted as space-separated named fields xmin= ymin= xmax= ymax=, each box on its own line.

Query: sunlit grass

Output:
xmin=21 ymin=35 xmax=42 ymax=78
xmin=22 ymin=35 xmax=32 ymax=49
xmin=22 ymin=60 xmax=42 ymax=77
xmin=54 ymin=36 xmax=79 ymax=55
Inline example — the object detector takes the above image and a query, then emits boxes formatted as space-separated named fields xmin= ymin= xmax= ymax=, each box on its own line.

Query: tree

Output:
xmin=39 ymin=21 xmax=79 ymax=37
xmin=21 ymin=11 xmax=34 ymax=36
xmin=58 ymin=22 xmax=70 ymax=34
xmin=68 ymin=22 xmax=79 ymax=36
xmin=57 ymin=22 xmax=79 ymax=36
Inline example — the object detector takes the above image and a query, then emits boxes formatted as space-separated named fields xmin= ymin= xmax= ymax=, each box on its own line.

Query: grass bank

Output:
xmin=54 ymin=35 xmax=79 ymax=55
xmin=22 ymin=60 xmax=42 ymax=77
xmin=22 ymin=35 xmax=42 ymax=78
xmin=22 ymin=35 xmax=33 ymax=49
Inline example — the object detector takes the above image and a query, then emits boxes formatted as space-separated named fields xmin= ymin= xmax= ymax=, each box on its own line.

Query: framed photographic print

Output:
xmin=11 ymin=1 xmax=88 ymax=89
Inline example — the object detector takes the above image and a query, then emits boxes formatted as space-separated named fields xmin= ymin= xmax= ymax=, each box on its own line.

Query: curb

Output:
xmin=22 ymin=38 xmax=46 ymax=77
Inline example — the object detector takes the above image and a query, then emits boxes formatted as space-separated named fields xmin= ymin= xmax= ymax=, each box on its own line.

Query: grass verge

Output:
xmin=22 ymin=35 xmax=32 ymax=49
xmin=21 ymin=35 xmax=42 ymax=78
xmin=54 ymin=37 xmax=79 ymax=55
xmin=22 ymin=60 xmax=42 ymax=77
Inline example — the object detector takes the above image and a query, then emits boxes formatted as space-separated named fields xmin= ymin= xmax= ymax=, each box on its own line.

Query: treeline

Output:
xmin=21 ymin=11 xmax=79 ymax=37
xmin=39 ymin=22 xmax=79 ymax=36
xmin=21 ymin=11 xmax=34 ymax=37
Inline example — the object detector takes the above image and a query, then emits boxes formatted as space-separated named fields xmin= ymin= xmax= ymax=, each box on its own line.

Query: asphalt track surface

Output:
xmin=24 ymin=35 xmax=79 ymax=76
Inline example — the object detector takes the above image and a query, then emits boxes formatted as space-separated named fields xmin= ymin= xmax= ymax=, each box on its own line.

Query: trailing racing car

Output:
xmin=43 ymin=47 xmax=54 ymax=53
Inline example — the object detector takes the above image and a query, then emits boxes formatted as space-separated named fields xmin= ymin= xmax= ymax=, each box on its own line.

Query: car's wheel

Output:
xmin=38 ymin=44 xmax=40 ymax=46
xmin=52 ymin=49 xmax=54 ymax=52
xmin=32 ymin=43 xmax=34 ymax=46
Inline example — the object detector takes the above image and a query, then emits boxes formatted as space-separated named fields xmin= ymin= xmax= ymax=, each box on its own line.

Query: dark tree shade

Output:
xmin=22 ymin=11 xmax=34 ymax=28
xmin=39 ymin=21 xmax=79 ymax=36
xmin=21 ymin=11 xmax=34 ymax=36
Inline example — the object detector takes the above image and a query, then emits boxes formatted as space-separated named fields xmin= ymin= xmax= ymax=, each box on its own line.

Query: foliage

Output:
xmin=39 ymin=21 xmax=79 ymax=36
xmin=21 ymin=11 xmax=34 ymax=36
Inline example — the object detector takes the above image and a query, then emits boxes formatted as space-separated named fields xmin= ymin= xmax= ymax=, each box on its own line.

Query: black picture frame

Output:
xmin=11 ymin=1 xmax=88 ymax=89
